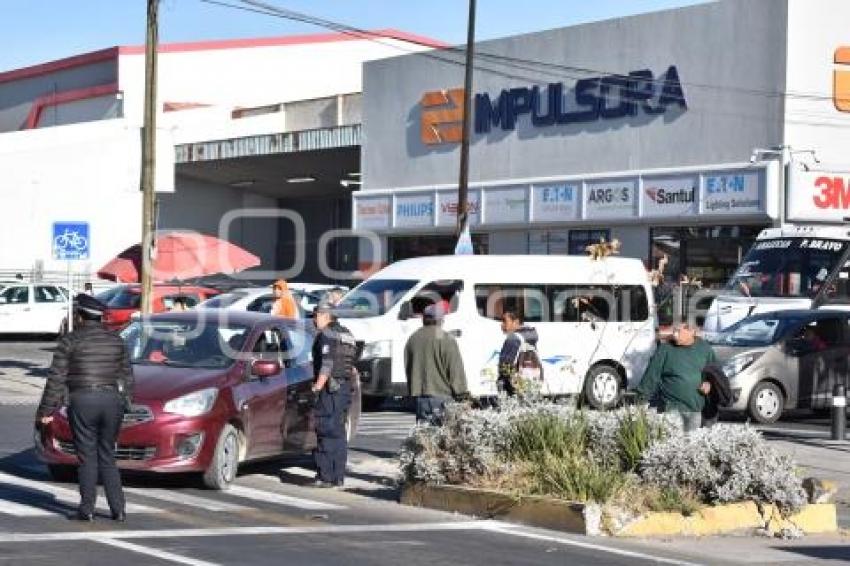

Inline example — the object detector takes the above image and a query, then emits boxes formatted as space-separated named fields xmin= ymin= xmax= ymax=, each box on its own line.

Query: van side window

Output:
xmin=412 ymin=280 xmax=463 ymax=315
xmin=550 ymin=285 xmax=649 ymax=323
xmin=621 ymin=286 xmax=650 ymax=322
xmin=475 ymin=285 xmax=547 ymax=322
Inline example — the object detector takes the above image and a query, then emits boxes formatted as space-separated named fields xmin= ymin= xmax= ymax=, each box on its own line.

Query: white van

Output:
xmin=336 ymin=255 xmax=657 ymax=409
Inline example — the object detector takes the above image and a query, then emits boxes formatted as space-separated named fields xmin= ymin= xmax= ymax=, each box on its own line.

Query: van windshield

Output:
xmin=336 ymin=279 xmax=417 ymax=317
xmin=706 ymin=315 xmax=804 ymax=347
xmin=725 ymin=238 xmax=846 ymax=299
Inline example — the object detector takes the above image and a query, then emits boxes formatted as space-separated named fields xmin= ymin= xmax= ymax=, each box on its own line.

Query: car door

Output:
xmin=794 ymin=316 xmax=846 ymax=409
xmin=233 ymin=327 xmax=288 ymax=458
xmin=0 ymin=285 xmax=32 ymax=333
xmin=32 ymin=285 xmax=67 ymax=333
xmin=281 ymin=325 xmax=317 ymax=453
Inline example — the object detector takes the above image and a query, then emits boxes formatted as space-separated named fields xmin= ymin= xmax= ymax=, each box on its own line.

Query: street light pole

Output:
xmin=140 ymin=0 xmax=159 ymax=315
xmin=456 ymin=0 xmax=476 ymax=236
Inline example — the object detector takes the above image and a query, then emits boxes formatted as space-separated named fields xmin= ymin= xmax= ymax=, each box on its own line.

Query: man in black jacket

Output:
xmin=36 ymin=294 xmax=133 ymax=522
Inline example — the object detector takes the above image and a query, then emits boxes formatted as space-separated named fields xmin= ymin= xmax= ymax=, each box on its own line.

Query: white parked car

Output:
xmin=196 ymin=287 xmax=306 ymax=319
xmin=288 ymin=283 xmax=349 ymax=311
xmin=0 ymin=283 xmax=71 ymax=335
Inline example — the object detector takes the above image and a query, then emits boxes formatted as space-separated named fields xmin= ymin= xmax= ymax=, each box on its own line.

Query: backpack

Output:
xmin=514 ymin=333 xmax=543 ymax=383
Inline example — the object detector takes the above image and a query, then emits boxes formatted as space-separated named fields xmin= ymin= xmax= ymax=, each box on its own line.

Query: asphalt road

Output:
xmin=2 ymin=338 xmax=850 ymax=565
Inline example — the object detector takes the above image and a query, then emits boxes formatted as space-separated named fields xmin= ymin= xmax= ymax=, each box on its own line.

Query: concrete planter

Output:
xmin=401 ymin=483 xmax=837 ymax=537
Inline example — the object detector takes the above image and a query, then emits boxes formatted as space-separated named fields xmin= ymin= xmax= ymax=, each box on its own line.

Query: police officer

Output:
xmin=37 ymin=293 xmax=133 ymax=522
xmin=311 ymin=300 xmax=357 ymax=487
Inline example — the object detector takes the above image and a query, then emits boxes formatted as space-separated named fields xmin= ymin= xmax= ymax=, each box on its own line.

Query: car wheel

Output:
xmin=203 ymin=424 xmax=240 ymax=490
xmin=583 ymin=364 xmax=622 ymax=410
xmin=748 ymin=381 xmax=784 ymax=424
xmin=47 ymin=464 xmax=76 ymax=483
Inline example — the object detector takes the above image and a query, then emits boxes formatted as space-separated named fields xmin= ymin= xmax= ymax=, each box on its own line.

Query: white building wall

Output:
xmin=0 ymin=120 xmax=143 ymax=274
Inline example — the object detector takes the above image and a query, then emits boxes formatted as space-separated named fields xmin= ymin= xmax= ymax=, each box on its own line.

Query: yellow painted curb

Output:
xmin=615 ymin=502 xmax=763 ymax=537
xmin=763 ymin=503 xmax=837 ymax=535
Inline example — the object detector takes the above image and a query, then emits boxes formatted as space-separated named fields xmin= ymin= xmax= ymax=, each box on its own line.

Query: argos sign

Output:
xmin=419 ymin=66 xmax=686 ymax=145
xmin=789 ymin=171 xmax=850 ymax=222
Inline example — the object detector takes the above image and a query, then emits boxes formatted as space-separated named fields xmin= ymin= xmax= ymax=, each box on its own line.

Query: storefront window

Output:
xmin=388 ymin=234 xmax=488 ymax=262
xmin=529 ymin=230 xmax=569 ymax=255
xmin=568 ymin=230 xmax=611 ymax=255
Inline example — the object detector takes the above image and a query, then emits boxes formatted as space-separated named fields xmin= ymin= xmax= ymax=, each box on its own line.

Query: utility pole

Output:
xmin=140 ymin=0 xmax=159 ymax=314
xmin=456 ymin=0 xmax=476 ymax=236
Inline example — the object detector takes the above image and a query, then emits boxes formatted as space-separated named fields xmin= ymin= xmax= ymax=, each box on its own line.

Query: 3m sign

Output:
xmin=789 ymin=170 xmax=850 ymax=222
xmin=836 ymin=47 xmax=850 ymax=112
xmin=420 ymin=88 xmax=464 ymax=145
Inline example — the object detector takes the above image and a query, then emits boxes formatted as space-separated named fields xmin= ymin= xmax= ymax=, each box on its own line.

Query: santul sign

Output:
xmin=420 ymin=66 xmax=687 ymax=145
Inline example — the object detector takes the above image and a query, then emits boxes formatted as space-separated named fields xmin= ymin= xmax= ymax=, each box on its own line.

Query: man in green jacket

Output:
xmin=404 ymin=303 xmax=469 ymax=423
xmin=635 ymin=323 xmax=716 ymax=432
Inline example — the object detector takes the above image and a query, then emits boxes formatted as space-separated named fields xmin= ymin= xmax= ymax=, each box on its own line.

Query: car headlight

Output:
xmin=360 ymin=340 xmax=391 ymax=360
xmin=163 ymin=388 xmax=219 ymax=417
xmin=722 ymin=352 xmax=762 ymax=378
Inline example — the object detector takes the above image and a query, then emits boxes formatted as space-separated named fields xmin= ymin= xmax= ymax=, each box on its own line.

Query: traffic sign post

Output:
xmin=52 ymin=222 xmax=90 ymax=333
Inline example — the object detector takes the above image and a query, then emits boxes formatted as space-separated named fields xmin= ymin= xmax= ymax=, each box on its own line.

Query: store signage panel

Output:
xmin=641 ymin=175 xmax=697 ymax=217
xmin=437 ymin=190 xmax=481 ymax=227
xmin=701 ymin=170 xmax=762 ymax=215
xmin=483 ymin=185 xmax=529 ymax=224
xmin=394 ymin=193 xmax=434 ymax=228
xmin=584 ymin=178 xmax=637 ymax=220
xmin=531 ymin=182 xmax=580 ymax=222
xmin=354 ymin=197 xmax=391 ymax=230
xmin=788 ymin=170 xmax=850 ymax=222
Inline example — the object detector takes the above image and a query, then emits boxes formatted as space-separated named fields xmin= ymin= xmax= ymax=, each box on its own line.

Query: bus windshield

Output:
xmin=725 ymin=238 xmax=847 ymax=298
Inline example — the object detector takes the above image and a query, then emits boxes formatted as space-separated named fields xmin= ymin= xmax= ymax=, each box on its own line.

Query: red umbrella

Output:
xmin=97 ymin=232 xmax=260 ymax=283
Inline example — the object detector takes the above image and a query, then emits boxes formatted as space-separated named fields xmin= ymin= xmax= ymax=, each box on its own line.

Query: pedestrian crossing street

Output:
xmin=0 ymin=412 xmax=413 ymax=521
xmin=355 ymin=410 xmax=416 ymax=440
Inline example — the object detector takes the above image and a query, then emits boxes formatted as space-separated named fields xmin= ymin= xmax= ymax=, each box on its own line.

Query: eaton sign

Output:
xmin=421 ymin=66 xmax=687 ymax=145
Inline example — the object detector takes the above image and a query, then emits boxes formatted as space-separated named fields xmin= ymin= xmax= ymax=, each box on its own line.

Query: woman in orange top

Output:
xmin=271 ymin=279 xmax=299 ymax=319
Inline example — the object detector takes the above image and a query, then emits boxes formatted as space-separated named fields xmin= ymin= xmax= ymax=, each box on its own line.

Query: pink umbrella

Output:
xmin=97 ymin=232 xmax=260 ymax=283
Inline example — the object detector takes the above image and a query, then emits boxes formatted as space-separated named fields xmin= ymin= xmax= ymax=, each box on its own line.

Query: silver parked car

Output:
xmin=707 ymin=309 xmax=850 ymax=424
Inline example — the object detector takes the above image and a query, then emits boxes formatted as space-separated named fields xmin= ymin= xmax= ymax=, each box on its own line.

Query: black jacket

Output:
xmin=36 ymin=320 xmax=134 ymax=418
xmin=701 ymin=363 xmax=733 ymax=421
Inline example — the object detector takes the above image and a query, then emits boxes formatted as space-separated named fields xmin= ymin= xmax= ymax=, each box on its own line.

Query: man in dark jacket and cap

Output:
xmin=497 ymin=310 xmax=540 ymax=396
xmin=37 ymin=293 xmax=133 ymax=522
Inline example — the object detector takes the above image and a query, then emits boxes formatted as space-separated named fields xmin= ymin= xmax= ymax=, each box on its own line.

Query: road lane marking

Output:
xmin=227 ymin=484 xmax=345 ymax=510
xmin=481 ymin=522 xmax=703 ymax=566
xmin=124 ymin=488 xmax=249 ymax=512
xmin=0 ymin=520 xmax=484 ymax=542
xmin=268 ymin=467 xmax=391 ymax=491
xmin=0 ymin=494 xmax=54 ymax=516
xmin=0 ymin=471 xmax=160 ymax=515
xmin=92 ymin=537 xmax=221 ymax=566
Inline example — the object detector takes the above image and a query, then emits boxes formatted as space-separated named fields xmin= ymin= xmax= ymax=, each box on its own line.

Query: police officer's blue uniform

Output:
xmin=312 ymin=320 xmax=356 ymax=486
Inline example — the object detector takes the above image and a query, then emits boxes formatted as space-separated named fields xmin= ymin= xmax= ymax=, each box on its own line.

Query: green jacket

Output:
xmin=404 ymin=325 xmax=468 ymax=399
xmin=635 ymin=339 xmax=716 ymax=413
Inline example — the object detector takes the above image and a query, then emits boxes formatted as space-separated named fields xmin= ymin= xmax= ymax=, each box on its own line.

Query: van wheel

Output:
xmin=584 ymin=364 xmax=622 ymax=410
xmin=203 ymin=424 xmax=239 ymax=490
xmin=47 ymin=464 xmax=76 ymax=483
xmin=748 ymin=382 xmax=784 ymax=424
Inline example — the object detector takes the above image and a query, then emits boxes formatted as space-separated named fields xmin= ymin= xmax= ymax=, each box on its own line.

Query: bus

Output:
xmin=703 ymin=225 xmax=850 ymax=336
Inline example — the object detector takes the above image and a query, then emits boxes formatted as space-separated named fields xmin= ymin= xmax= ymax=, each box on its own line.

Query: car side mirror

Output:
xmin=251 ymin=359 xmax=281 ymax=378
xmin=398 ymin=301 xmax=413 ymax=321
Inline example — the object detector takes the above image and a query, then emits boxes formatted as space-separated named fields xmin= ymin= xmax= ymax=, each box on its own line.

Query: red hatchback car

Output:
xmin=97 ymin=284 xmax=221 ymax=331
xmin=36 ymin=311 xmax=361 ymax=490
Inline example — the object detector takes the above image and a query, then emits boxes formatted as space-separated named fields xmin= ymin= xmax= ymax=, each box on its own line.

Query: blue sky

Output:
xmin=0 ymin=0 xmax=707 ymax=71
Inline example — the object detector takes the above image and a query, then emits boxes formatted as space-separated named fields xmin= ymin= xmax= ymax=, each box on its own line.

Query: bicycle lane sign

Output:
xmin=52 ymin=221 xmax=90 ymax=261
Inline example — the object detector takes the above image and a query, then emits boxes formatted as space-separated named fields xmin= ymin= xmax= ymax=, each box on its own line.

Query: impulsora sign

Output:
xmin=420 ymin=65 xmax=687 ymax=145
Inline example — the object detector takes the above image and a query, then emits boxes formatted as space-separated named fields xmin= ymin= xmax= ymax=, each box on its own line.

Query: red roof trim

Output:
xmin=23 ymin=82 xmax=119 ymax=129
xmin=0 ymin=47 xmax=119 ymax=86
xmin=0 ymin=29 xmax=446 ymax=87
xmin=118 ymin=28 xmax=447 ymax=55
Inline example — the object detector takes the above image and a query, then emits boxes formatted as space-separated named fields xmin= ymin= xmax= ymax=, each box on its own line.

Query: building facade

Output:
xmin=356 ymin=0 xmax=850 ymax=288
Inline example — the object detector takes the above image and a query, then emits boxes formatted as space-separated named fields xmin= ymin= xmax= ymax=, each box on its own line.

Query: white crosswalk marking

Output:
xmin=124 ymin=488 xmax=249 ymax=512
xmin=0 ymin=471 xmax=160 ymax=516
xmin=355 ymin=412 xmax=416 ymax=438
xmin=0 ymin=495 xmax=54 ymax=516
xmin=226 ymin=485 xmax=346 ymax=510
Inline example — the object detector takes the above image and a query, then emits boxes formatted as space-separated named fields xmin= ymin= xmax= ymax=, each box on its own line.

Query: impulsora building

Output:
xmin=355 ymin=0 xmax=850 ymax=288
